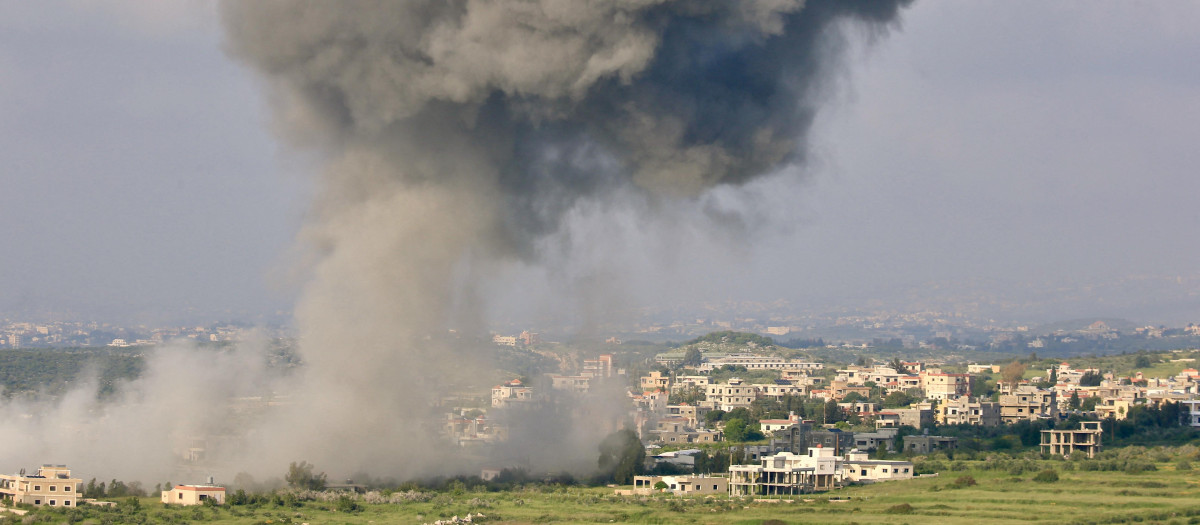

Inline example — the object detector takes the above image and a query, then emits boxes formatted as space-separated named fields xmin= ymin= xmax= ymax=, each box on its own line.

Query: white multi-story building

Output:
xmin=699 ymin=354 xmax=823 ymax=373
xmin=702 ymin=378 xmax=758 ymax=411
xmin=729 ymin=448 xmax=843 ymax=495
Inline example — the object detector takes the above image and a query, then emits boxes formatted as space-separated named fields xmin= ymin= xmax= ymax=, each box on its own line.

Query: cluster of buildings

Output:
xmin=0 ymin=465 xmax=222 ymax=509
xmin=629 ymin=447 xmax=915 ymax=497
xmin=0 ymin=319 xmax=271 ymax=349
xmin=444 ymin=354 xmax=627 ymax=447
xmin=491 ymin=331 xmax=540 ymax=347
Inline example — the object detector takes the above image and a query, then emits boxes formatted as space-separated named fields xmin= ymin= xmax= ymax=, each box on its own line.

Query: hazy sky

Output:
xmin=2 ymin=1 xmax=1198 ymax=326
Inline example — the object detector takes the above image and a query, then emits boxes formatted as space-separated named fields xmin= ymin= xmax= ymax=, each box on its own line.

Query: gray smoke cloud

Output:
xmin=208 ymin=0 xmax=912 ymax=479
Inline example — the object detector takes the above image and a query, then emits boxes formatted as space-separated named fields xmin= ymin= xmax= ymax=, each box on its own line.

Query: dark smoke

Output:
xmin=216 ymin=0 xmax=912 ymax=478
xmin=223 ymin=0 xmax=910 ymax=252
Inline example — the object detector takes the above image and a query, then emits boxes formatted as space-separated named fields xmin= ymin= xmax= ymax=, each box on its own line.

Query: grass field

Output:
xmin=11 ymin=458 xmax=1199 ymax=525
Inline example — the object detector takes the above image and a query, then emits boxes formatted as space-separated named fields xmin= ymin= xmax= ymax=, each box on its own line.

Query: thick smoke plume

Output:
xmin=0 ymin=0 xmax=913 ymax=486
xmin=215 ymin=0 xmax=911 ymax=479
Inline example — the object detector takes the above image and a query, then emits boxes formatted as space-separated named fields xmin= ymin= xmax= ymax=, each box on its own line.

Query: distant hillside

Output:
xmin=1031 ymin=318 xmax=1140 ymax=334
xmin=683 ymin=331 xmax=777 ymax=348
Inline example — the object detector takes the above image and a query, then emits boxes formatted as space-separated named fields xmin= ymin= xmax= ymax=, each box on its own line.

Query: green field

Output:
xmin=9 ymin=457 xmax=1199 ymax=525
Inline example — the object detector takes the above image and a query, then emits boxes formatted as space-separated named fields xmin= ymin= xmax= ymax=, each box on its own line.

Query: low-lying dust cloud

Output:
xmin=0 ymin=0 xmax=911 ymax=485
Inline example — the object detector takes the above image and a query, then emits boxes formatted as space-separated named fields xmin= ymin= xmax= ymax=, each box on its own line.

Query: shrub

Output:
xmin=1177 ymin=460 xmax=1192 ymax=471
xmin=1124 ymin=461 xmax=1156 ymax=474
xmin=1033 ymin=469 xmax=1059 ymax=483
xmin=334 ymin=494 xmax=359 ymax=513
xmin=886 ymin=503 xmax=914 ymax=514
xmin=952 ymin=475 xmax=977 ymax=488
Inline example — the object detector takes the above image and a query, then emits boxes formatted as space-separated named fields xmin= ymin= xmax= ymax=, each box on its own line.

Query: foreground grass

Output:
xmin=10 ymin=461 xmax=1200 ymax=524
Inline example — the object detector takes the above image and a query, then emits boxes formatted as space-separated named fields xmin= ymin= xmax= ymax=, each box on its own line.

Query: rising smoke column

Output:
xmin=221 ymin=0 xmax=911 ymax=477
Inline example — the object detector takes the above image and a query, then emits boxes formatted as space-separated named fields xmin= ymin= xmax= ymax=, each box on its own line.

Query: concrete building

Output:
xmin=582 ymin=354 xmax=615 ymax=378
xmin=842 ymin=451 xmax=914 ymax=483
xmin=548 ymin=374 xmax=591 ymax=393
xmin=702 ymin=378 xmax=758 ymax=411
xmin=876 ymin=406 xmax=934 ymax=430
xmin=852 ymin=429 xmax=898 ymax=453
xmin=921 ymin=372 xmax=973 ymax=400
xmin=699 ymin=354 xmax=823 ymax=373
xmin=491 ymin=379 xmax=534 ymax=408
xmin=672 ymin=375 xmax=710 ymax=392
xmin=729 ymin=448 xmax=842 ymax=496
xmin=640 ymin=371 xmax=671 ymax=392
xmin=1041 ymin=421 xmax=1103 ymax=458
xmin=664 ymin=404 xmax=709 ymax=428
xmin=0 ymin=465 xmax=81 ymax=508
xmin=632 ymin=475 xmax=728 ymax=496
xmin=757 ymin=381 xmax=808 ymax=400
xmin=759 ymin=413 xmax=803 ymax=434
xmin=937 ymin=397 xmax=1001 ymax=426
xmin=162 ymin=484 xmax=226 ymax=506
xmin=1183 ymin=399 xmax=1200 ymax=428
xmin=1000 ymin=386 xmax=1058 ymax=423
xmin=902 ymin=435 xmax=958 ymax=454
xmin=771 ymin=424 xmax=857 ymax=456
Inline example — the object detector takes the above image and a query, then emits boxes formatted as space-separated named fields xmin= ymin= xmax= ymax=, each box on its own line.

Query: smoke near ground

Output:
xmin=225 ymin=0 xmax=912 ymax=479
xmin=0 ymin=0 xmax=911 ymax=485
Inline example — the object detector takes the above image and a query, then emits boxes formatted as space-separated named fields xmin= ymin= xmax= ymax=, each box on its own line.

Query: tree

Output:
xmin=598 ymin=428 xmax=645 ymax=484
xmin=681 ymin=347 xmax=703 ymax=368
xmin=285 ymin=461 xmax=327 ymax=491
xmin=888 ymin=357 xmax=905 ymax=373
xmin=1068 ymin=390 xmax=1081 ymax=410
xmin=1001 ymin=361 xmax=1027 ymax=385
xmin=724 ymin=418 xmax=748 ymax=442
xmin=653 ymin=480 xmax=668 ymax=491
xmin=1079 ymin=371 xmax=1103 ymax=387
xmin=1081 ymin=396 xmax=1099 ymax=411
xmin=1134 ymin=355 xmax=1152 ymax=369
xmin=824 ymin=399 xmax=844 ymax=423
xmin=841 ymin=392 xmax=865 ymax=404
xmin=704 ymin=409 xmax=726 ymax=426
xmin=725 ymin=407 xmax=752 ymax=423
xmin=882 ymin=391 xmax=911 ymax=408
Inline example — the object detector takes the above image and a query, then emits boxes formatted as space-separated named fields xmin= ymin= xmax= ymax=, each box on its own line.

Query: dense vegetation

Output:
xmin=0 ymin=349 xmax=142 ymax=398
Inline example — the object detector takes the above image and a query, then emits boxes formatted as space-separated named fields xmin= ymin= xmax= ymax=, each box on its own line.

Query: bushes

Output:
xmin=886 ymin=503 xmax=914 ymax=514
xmin=951 ymin=475 xmax=977 ymax=488
xmin=1033 ymin=469 xmax=1059 ymax=483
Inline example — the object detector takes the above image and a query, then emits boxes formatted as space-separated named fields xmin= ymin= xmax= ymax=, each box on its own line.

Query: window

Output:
xmin=33 ymin=486 xmax=40 ymax=491
xmin=64 ymin=501 xmax=70 ymax=506
xmin=49 ymin=486 xmax=56 ymax=492
xmin=49 ymin=500 xmax=56 ymax=506
xmin=713 ymin=485 xmax=718 ymax=490
xmin=179 ymin=493 xmax=184 ymax=500
xmin=33 ymin=500 xmax=40 ymax=505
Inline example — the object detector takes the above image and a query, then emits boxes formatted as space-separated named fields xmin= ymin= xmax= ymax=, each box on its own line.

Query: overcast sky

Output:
xmin=1 ymin=1 xmax=1197 ymax=326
